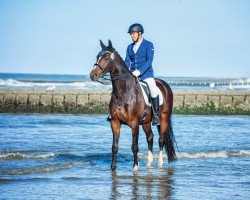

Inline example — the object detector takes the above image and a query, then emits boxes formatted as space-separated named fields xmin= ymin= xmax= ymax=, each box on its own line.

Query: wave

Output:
xmin=229 ymin=79 xmax=250 ymax=90
xmin=1 ymin=150 xmax=249 ymax=162
xmin=0 ymin=151 xmax=117 ymax=162
xmin=0 ymin=150 xmax=249 ymax=175
xmin=1 ymin=77 xmax=250 ymax=90
xmin=0 ymin=78 xmax=111 ymax=89
xmin=0 ymin=152 xmax=55 ymax=160
xmin=1 ymin=163 xmax=73 ymax=175
xmin=0 ymin=177 xmax=51 ymax=183
xmin=176 ymin=150 xmax=250 ymax=159
xmin=0 ymin=151 xmax=96 ymax=175
xmin=138 ymin=150 xmax=250 ymax=160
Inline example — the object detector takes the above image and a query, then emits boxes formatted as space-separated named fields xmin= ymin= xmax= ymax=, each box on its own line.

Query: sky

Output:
xmin=0 ymin=0 xmax=249 ymax=77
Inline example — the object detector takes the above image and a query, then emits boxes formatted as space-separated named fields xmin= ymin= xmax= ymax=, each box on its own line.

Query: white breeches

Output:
xmin=144 ymin=78 xmax=158 ymax=98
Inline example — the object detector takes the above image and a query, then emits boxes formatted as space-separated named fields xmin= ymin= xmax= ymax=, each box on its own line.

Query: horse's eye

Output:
xmin=97 ymin=57 xmax=102 ymax=62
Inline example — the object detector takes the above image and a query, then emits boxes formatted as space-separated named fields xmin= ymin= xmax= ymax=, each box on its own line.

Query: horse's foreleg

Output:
xmin=110 ymin=120 xmax=121 ymax=171
xmin=142 ymin=123 xmax=154 ymax=167
xmin=131 ymin=124 xmax=139 ymax=174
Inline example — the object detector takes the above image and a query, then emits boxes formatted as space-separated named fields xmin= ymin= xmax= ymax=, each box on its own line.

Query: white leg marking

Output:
xmin=133 ymin=164 xmax=139 ymax=174
xmin=158 ymin=150 xmax=163 ymax=168
xmin=147 ymin=150 xmax=153 ymax=167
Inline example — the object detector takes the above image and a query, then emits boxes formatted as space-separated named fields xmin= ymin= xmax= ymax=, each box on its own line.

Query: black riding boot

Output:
xmin=151 ymin=95 xmax=160 ymax=126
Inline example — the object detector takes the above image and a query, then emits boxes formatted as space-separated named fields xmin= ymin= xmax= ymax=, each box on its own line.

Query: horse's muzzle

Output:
xmin=89 ymin=72 xmax=100 ymax=82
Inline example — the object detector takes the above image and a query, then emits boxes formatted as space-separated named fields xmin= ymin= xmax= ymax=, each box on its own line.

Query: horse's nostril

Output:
xmin=90 ymin=74 xmax=95 ymax=81
xmin=90 ymin=73 xmax=99 ymax=81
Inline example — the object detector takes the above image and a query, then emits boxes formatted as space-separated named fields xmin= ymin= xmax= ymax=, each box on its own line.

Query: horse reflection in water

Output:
xmin=111 ymin=168 xmax=175 ymax=199
xmin=90 ymin=40 xmax=177 ymax=173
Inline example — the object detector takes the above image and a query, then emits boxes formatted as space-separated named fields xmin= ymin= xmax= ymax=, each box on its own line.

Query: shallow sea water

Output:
xmin=0 ymin=114 xmax=249 ymax=200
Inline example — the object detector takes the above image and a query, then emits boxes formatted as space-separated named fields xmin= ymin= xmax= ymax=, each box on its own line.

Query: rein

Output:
xmin=97 ymin=73 xmax=131 ymax=85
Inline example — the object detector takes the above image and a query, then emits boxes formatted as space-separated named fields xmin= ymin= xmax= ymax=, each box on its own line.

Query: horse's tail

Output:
xmin=156 ymin=78 xmax=177 ymax=162
xmin=165 ymin=117 xmax=177 ymax=162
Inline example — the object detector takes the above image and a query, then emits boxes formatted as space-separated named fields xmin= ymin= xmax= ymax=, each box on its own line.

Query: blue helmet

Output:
xmin=128 ymin=23 xmax=144 ymax=34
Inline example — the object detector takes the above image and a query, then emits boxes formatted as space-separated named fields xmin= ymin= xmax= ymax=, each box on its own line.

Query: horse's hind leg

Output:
xmin=142 ymin=123 xmax=154 ymax=167
xmin=158 ymin=114 xmax=177 ymax=167
xmin=157 ymin=115 xmax=168 ymax=168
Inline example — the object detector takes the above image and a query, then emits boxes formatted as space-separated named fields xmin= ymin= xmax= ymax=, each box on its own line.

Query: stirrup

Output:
xmin=152 ymin=115 xmax=160 ymax=126
xmin=107 ymin=115 xmax=112 ymax=121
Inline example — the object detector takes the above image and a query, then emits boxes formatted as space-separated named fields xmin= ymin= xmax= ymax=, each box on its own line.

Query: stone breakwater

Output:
xmin=0 ymin=89 xmax=249 ymax=115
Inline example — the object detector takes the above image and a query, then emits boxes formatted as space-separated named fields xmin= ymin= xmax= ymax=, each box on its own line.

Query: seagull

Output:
xmin=209 ymin=82 xmax=216 ymax=89
xmin=46 ymin=85 xmax=56 ymax=92
xmin=229 ymin=83 xmax=234 ymax=90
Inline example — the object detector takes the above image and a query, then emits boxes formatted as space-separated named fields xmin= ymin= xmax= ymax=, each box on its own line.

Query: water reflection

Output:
xmin=111 ymin=167 xmax=174 ymax=199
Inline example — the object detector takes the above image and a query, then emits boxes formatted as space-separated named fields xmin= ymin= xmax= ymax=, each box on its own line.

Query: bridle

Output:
xmin=92 ymin=50 xmax=132 ymax=84
xmin=94 ymin=51 xmax=114 ymax=74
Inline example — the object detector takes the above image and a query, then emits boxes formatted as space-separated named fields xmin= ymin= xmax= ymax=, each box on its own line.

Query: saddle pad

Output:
xmin=139 ymin=81 xmax=163 ymax=106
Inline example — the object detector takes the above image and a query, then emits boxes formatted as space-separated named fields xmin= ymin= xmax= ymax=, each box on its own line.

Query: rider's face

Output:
xmin=130 ymin=32 xmax=140 ymax=42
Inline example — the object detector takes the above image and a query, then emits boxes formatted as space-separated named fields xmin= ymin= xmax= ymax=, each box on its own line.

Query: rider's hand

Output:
xmin=132 ymin=70 xmax=140 ymax=77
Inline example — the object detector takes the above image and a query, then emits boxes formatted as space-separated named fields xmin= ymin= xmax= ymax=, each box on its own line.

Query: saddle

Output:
xmin=139 ymin=80 xmax=163 ymax=106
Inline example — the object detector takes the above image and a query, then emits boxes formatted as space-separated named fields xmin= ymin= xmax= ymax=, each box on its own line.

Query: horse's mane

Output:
xmin=102 ymin=41 xmax=132 ymax=76
xmin=113 ymin=50 xmax=132 ymax=75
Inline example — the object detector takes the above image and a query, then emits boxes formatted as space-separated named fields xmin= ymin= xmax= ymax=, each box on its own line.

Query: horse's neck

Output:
xmin=111 ymin=56 xmax=139 ymax=100
xmin=111 ymin=70 xmax=135 ymax=98
xmin=113 ymin=53 xmax=132 ymax=76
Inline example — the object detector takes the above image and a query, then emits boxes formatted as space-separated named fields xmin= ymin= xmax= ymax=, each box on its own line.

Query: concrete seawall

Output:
xmin=0 ymin=89 xmax=249 ymax=114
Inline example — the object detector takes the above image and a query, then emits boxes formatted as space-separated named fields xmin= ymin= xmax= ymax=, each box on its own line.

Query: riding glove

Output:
xmin=132 ymin=70 xmax=140 ymax=77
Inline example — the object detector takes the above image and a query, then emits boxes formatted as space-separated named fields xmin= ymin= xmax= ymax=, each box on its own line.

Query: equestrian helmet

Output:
xmin=128 ymin=23 xmax=144 ymax=34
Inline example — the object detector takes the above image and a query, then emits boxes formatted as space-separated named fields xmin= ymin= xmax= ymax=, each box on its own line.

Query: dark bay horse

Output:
xmin=90 ymin=40 xmax=177 ymax=173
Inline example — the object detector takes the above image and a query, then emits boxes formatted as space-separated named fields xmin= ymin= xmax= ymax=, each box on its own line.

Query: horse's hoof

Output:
xmin=158 ymin=160 xmax=163 ymax=168
xmin=147 ymin=151 xmax=153 ymax=167
xmin=133 ymin=164 xmax=139 ymax=174
xmin=158 ymin=150 xmax=163 ymax=168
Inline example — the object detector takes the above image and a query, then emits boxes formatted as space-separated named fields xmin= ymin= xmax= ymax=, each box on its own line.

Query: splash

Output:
xmin=228 ymin=78 xmax=250 ymax=90
xmin=139 ymin=150 xmax=250 ymax=160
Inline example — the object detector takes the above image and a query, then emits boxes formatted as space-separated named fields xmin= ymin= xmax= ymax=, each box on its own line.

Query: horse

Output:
xmin=89 ymin=40 xmax=177 ymax=173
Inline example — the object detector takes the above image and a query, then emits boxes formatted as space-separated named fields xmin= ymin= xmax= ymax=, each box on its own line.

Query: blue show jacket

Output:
xmin=124 ymin=38 xmax=154 ymax=80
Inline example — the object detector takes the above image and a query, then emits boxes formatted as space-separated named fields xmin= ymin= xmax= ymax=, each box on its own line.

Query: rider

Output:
xmin=125 ymin=23 xmax=160 ymax=126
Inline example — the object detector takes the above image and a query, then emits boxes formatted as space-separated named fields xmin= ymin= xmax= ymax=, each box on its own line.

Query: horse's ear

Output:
xmin=99 ymin=40 xmax=106 ymax=50
xmin=108 ymin=40 xmax=113 ymax=49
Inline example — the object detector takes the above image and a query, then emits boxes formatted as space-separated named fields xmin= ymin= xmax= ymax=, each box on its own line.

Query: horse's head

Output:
xmin=90 ymin=40 xmax=116 ymax=82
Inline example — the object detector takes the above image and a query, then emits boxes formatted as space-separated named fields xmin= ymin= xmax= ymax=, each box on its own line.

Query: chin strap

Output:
xmin=134 ymin=32 xmax=142 ymax=43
